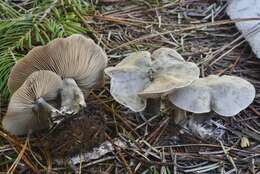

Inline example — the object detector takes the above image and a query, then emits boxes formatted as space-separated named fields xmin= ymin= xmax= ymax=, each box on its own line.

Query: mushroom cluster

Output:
xmin=2 ymin=34 xmax=108 ymax=135
xmin=8 ymin=34 xmax=107 ymax=114
xmin=105 ymin=47 xmax=256 ymax=138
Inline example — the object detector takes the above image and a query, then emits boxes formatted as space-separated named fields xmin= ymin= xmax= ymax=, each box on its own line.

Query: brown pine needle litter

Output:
xmin=0 ymin=0 xmax=260 ymax=173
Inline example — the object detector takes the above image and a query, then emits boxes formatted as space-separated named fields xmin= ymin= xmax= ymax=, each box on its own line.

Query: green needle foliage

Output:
xmin=0 ymin=0 xmax=95 ymax=100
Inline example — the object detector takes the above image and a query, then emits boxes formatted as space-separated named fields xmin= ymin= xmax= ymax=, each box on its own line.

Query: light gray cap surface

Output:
xmin=169 ymin=75 xmax=256 ymax=116
xmin=105 ymin=51 xmax=151 ymax=112
xmin=105 ymin=48 xmax=200 ymax=112
xmin=138 ymin=48 xmax=200 ymax=98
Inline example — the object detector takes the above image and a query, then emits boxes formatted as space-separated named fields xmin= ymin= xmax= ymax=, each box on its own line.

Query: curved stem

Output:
xmin=33 ymin=97 xmax=63 ymax=126
xmin=33 ymin=97 xmax=59 ymax=114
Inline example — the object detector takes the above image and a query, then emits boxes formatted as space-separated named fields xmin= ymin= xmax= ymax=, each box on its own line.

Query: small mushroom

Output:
xmin=169 ymin=75 xmax=255 ymax=139
xmin=2 ymin=70 xmax=63 ymax=135
xmin=169 ymin=75 xmax=255 ymax=116
xmin=8 ymin=34 xmax=107 ymax=114
xmin=105 ymin=48 xmax=200 ymax=113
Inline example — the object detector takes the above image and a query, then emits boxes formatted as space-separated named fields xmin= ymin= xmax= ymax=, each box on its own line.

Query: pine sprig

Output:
xmin=0 ymin=0 xmax=95 ymax=99
xmin=0 ymin=0 xmax=21 ymax=18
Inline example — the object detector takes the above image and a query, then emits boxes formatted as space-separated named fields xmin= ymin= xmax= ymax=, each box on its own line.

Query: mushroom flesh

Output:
xmin=60 ymin=78 xmax=86 ymax=115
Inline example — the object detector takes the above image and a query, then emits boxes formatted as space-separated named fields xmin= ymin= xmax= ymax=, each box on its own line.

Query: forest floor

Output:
xmin=0 ymin=0 xmax=260 ymax=173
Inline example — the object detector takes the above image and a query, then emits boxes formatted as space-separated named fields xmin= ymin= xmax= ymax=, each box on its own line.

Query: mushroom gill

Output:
xmin=8 ymin=34 xmax=108 ymax=114
xmin=2 ymin=70 xmax=63 ymax=135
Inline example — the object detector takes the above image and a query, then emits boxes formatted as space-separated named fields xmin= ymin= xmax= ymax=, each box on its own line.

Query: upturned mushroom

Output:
xmin=105 ymin=47 xmax=200 ymax=113
xmin=2 ymin=70 xmax=63 ymax=135
xmin=7 ymin=34 xmax=108 ymax=114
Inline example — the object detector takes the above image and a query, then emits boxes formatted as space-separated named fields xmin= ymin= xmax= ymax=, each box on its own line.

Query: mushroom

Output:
xmin=168 ymin=75 xmax=255 ymax=138
xmin=169 ymin=75 xmax=255 ymax=116
xmin=7 ymin=34 xmax=108 ymax=114
xmin=2 ymin=70 xmax=63 ymax=135
xmin=138 ymin=47 xmax=200 ymax=98
xmin=105 ymin=48 xmax=200 ymax=114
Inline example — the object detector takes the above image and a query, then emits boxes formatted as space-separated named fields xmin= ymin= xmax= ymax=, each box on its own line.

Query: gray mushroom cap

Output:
xmin=105 ymin=51 xmax=151 ymax=112
xmin=138 ymin=48 xmax=200 ymax=98
xmin=169 ymin=75 xmax=256 ymax=116
xmin=105 ymin=48 xmax=200 ymax=112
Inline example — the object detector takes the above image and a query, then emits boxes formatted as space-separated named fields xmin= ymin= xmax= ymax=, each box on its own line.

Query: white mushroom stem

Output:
xmin=172 ymin=106 xmax=187 ymax=124
xmin=173 ymin=106 xmax=213 ymax=125
xmin=33 ymin=97 xmax=61 ymax=118
xmin=142 ymin=98 xmax=161 ymax=116
xmin=191 ymin=113 xmax=213 ymax=123
xmin=60 ymin=78 xmax=86 ymax=115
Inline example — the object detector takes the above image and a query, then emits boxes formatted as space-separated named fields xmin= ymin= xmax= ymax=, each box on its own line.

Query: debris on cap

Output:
xmin=105 ymin=48 xmax=199 ymax=112
xmin=139 ymin=47 xmax=200 ymax=98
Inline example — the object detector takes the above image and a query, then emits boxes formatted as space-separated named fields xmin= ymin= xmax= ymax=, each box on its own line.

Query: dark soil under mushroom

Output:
xmin=36 ymin=99 xmax=108 ymax=159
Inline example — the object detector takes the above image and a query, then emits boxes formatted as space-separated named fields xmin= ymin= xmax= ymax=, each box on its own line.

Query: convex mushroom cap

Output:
xmin=8 ymin=34 xmax=108 ymax=96
xmin=2 ymin=71 xmax=63 ymax=135
xmin=169 ymin=75 xmax=256 ymax=116
xmin=105 ymin=48 xmax=200 ymax=112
